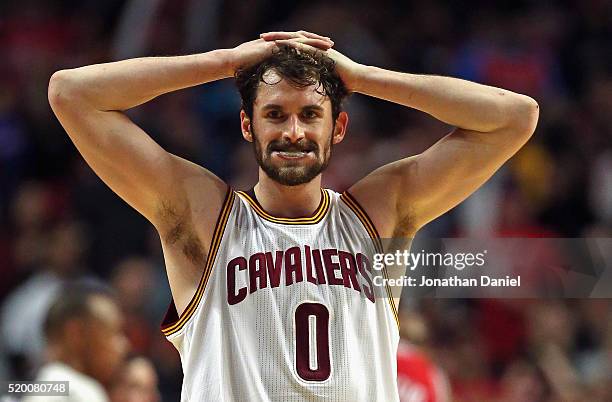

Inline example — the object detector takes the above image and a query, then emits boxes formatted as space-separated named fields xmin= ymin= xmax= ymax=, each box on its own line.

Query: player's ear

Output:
xmin=332 ymin=111 xmax=348 ymax=145
xmin=240 ymin=110 xmax=253 ymax=142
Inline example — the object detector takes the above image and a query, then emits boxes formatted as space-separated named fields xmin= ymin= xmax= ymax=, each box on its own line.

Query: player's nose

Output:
xmin=281 ymin=114 xmax=305 ymax=143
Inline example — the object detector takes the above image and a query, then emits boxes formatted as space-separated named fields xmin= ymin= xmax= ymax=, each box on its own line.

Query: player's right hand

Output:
xmin=227 ymin=32 xmax=334 ymax=73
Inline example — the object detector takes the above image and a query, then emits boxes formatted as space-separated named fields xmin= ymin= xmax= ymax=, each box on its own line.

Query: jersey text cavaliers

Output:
xmin=227 ymin=246 xmax=376 ymax=305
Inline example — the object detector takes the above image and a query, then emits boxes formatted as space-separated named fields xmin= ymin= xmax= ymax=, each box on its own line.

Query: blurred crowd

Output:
xmin=0 ymin=0 xmax=610 ymax=401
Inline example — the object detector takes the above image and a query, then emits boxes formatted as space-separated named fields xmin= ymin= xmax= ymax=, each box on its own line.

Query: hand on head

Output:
xmin=228 ymin=30 xmax=334 ymax=73
xmin=260 ymin=30 xmax=334 ymax=50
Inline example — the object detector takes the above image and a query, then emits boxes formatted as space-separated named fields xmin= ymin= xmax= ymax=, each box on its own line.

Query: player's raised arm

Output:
xmin=48 ymin=49 xmax=236 ymax=230
xmin=348 ymin=67 xmax=539 ymax=236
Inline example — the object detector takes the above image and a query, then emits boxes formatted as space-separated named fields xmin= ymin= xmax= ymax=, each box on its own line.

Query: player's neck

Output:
xmin=48 ymin=343 xmax=86 ymax=374
xmin=254 ymin=173 xmax=323 ymax=218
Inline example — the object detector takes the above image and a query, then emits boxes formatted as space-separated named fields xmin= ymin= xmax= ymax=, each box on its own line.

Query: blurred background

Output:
xmin=0 ymin=0 xmax=610 ymax=401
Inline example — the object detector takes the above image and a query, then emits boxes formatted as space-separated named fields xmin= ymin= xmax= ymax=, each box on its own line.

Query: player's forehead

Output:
xmin=254 ymin=69 xmax=330 ymax=111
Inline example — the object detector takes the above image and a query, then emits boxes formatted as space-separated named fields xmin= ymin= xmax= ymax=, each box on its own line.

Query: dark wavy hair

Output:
xmin=235 ymin=45 xmax=349 ymax=120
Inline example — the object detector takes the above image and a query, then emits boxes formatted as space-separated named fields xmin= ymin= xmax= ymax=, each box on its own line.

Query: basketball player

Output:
xmin=24 ymin=283 xmax=128 ymax=402
xmin=396 ymin=312 xmax=450 ymax=402
xmin=48 ymin=30 xmax=539 ymax=401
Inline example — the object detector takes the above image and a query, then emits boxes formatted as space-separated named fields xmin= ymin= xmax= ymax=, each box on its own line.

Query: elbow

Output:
xmin=521 ymin=96 xmax=540 ymax=135
xmin=48 ymin=70 xmax=82 ymax=109
xmin=506 ymin=95 xmax=540 ymax=140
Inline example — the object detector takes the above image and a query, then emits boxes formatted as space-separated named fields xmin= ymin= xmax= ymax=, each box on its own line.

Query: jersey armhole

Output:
xmin=339 ymin=191 xmax=383 ymax=251
xmin=161 ymin=187 xmax=235 ymax=336
xmin=340 ymin=190 xmax=400 ymax=330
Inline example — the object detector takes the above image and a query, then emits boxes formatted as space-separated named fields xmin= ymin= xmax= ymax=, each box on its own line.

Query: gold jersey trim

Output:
xmin=340 ymin=191 xmax=400 ymax=330
xmin=162 ymin=187 xmax=235 ymax=336
xmin=236 ymin=188 xmax=330 ymax=225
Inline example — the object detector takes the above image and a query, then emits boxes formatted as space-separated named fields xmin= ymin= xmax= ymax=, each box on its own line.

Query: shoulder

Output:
xmin=36 ymin=363 xmax=108 ymax=402
xmin=346 ymin=158 xmax=420 ymax=238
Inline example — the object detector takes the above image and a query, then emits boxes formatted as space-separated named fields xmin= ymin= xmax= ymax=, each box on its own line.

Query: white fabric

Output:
xmin=22 ymin=362 xmax=108 ymax=402
xmin=166 ymin=190 xmax=400 ymax=401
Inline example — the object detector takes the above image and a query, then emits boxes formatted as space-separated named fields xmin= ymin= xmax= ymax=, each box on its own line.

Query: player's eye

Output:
xmin=302 ymin=110 xmax=319 ymax=119
xmin=266 ymin=110 xmax=282 ymax=119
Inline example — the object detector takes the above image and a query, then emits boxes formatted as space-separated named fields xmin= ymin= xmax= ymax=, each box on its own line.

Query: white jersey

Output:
xmin=162 ymin=188 xmax=400 ymax=402
xmin=23 ymin=362 xmax=109 ymax=402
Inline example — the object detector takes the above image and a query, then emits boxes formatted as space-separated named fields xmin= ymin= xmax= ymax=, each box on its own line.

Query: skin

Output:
xmin=110 ymin=357 xmax=160 ymax=402
xmin=48 ymin=30 xmax=538 ymax=314
xmin=247 ymin=70 xmax=335 ymax=187
xmin=241 ymin=69 xmax=348 ymax=216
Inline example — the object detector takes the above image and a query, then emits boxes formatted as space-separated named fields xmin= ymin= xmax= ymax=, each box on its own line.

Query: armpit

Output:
xmin=158 ymin=200 xmax=206 ymax=265
xmin=393 ymin=209 xmax=418 ymax=238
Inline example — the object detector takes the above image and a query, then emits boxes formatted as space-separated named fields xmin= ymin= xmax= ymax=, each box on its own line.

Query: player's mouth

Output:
xmin=272 ymin=150 xmax=313 ymax=160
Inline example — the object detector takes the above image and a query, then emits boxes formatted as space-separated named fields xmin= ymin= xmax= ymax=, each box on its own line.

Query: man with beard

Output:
xmin=48 ymin=31 xmax=539 ymax=401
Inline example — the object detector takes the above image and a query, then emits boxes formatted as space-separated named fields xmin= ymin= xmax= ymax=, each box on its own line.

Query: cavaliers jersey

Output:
xmin=162 ymin=188 xmax=400 ymax=401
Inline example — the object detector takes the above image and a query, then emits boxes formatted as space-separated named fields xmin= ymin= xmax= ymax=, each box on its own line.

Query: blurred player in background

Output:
xmin=23 ymin=283 xmax=129 ymax=402
xmin=396 ymin=312 xmax=450 ymax=402
xmin=47 ymin=29 xmax=538 ymax=401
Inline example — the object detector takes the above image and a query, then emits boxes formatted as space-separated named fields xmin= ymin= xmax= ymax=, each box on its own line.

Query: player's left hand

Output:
xmin=260 ymin=31 xmax=365 ymax=93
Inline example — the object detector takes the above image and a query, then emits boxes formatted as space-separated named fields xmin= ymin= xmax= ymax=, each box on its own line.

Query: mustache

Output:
xmin=267 ymin=139 xmax=318 ymax=153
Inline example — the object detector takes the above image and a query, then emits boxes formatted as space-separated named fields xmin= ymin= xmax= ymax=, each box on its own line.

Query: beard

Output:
xmin=251 ymin=125 xmax=334 ymax=186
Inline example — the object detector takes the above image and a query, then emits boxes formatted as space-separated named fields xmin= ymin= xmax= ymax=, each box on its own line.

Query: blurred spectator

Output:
xmin=1 ymin=218 xmax=91 ymax=376
xmin=22 ymin=282 xmax=129 ymax=402
xmin=397 ymin=312 xmax=451 ymax=402
xmin=497 ymin=360 xmax=546 ymax=402
xmin=110 ymin=356 xmax=161 ymax=402
xmin=111 ymin=256 xmax=160 ymax=355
